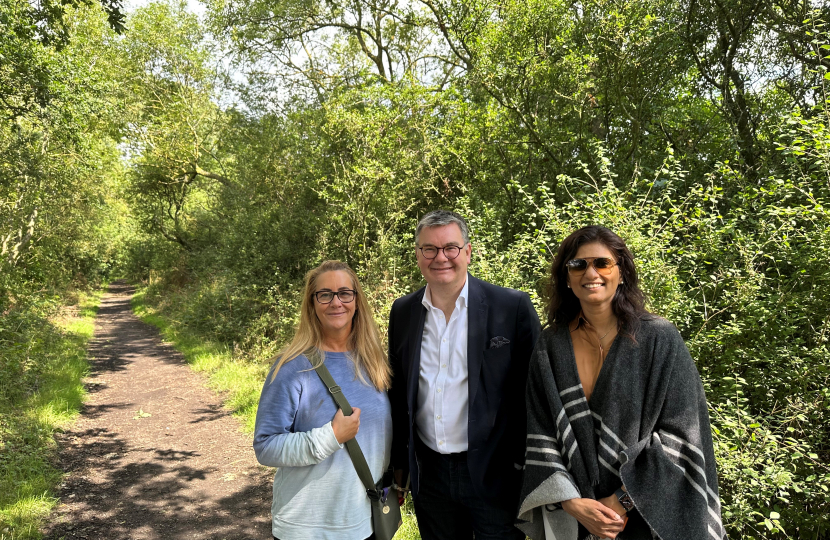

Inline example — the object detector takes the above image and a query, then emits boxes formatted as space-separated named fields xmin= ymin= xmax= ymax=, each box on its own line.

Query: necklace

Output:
xmin=597 ymin=325 xmax=615 ymax=341
xmin=595 ymin=325 xmax=616 ymax=362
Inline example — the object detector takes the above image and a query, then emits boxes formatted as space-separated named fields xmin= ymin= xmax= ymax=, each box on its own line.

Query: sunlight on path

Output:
xmin=44 ymin=281 xmax=272 ymax=540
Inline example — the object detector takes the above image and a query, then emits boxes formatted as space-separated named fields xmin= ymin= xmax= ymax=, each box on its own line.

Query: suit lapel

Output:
xmin=407 ymin=289 xmax=427 ymax=419
xmin=467 ymin=276 xmax=488 ymax=409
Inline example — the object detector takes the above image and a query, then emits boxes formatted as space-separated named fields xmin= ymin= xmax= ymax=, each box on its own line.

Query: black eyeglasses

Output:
xmin=418 ymin=245 xmax=462 ymax=260
xmin=313 ymin=289 xmax=356 ymax=304
xmin=566 ymin=257 xmax=618 ymax=275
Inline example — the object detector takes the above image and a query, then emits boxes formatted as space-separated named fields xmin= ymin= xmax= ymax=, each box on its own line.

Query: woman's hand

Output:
xmin=332 ymin=407 xmax=360 ymax=443
xmin=561 ymin=498 xmax=626 ymax=539
xmin=598 ymin=492 xmax=628 ymax=520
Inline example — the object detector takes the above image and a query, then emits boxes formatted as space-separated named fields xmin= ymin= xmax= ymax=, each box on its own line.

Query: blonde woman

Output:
xmin=254 ymin=260 xmax=392 ymax=540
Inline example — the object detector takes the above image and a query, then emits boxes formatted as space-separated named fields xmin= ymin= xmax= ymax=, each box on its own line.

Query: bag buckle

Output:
xmin=329 ymin=385 xmax=342 ymax=394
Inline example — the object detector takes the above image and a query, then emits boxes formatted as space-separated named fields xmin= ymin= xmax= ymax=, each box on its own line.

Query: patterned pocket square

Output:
xmin=488 ymin=336 xmax=510 ymax=349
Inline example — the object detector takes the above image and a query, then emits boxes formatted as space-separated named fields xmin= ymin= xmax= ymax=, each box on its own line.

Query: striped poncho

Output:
xmin=517 ymin=317 xmax=724 ymax=540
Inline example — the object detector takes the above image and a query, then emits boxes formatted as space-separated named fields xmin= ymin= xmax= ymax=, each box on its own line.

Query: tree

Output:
xmin=682 ymin=0 xmax=830 ymax=180
xmin=207 ymin=0 xmax=477 ymax=103
xmin=0 ymin=2 xmax=127 ymax=285
xmin=122 ymin=1 xmax=233 ymax=251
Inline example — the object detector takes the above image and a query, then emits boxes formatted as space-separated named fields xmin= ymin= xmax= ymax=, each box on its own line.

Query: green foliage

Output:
xmin=119 ymin=1 xmax=233 ymax=252
xmin=0 ymin=5 xmax=137 ymax=537
xmin=1 ymin=0 xmax=829 ymax=536
xmin=0 ymin=288 xmax=103 ymax=540
xmin=0 ymin=3 xmax=130 ymax=296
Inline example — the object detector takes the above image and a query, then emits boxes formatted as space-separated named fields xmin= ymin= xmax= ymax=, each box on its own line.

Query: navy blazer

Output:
xmin=387 ymin=274 xmax=541 ymax=501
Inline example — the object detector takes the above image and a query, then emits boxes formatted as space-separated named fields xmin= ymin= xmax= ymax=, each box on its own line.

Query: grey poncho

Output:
xmin=517 ymin=317 xmax=724 ymax=540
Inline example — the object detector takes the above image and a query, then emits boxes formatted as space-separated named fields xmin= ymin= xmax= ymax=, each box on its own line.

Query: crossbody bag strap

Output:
xmin=313 ymin=359 xmax=378 ymax=495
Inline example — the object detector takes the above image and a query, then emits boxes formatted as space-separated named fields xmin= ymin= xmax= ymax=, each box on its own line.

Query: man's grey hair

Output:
xmin=415 ymin=210 xmax=470 ymax=245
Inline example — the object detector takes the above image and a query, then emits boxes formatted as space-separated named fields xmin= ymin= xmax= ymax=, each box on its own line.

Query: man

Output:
xmin=388 ymin=210 xmax=541 ymax=540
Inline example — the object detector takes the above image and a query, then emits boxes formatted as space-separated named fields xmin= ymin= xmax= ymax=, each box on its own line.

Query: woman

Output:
xmin=517 ymin=226 xmax=723 ymax=540
xmin=254 ymin=260 xmax=392 ymax=540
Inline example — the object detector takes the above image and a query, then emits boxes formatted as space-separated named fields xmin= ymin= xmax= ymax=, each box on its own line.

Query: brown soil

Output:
xmin=43 ymin=281 xmax=273 ymax=540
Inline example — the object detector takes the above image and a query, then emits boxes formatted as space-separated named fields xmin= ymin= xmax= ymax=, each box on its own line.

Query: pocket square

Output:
xmin=488 ymin=336 xmax=510 ymax=349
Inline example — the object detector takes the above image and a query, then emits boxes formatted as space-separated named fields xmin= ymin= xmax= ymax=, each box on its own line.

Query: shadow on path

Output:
xmin=44 ymin=281 xmax=272 ymax=540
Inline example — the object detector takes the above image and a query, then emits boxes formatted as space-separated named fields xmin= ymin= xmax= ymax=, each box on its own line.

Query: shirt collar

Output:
xmin=569 ymin=310 xmax=592 ymax=333
xmin=422 ymin=274 xmax=469 ymax=311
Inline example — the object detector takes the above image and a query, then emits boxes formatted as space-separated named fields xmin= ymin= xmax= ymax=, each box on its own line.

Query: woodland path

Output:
xmin=44 ymin=281 xmax=273 ymax=540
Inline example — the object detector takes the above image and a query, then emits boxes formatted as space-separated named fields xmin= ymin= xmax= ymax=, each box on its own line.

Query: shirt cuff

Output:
xmin=323 ymin=421 xmax=345 ymax=451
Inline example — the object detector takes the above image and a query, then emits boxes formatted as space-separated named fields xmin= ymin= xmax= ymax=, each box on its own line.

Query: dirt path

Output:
xmin=44 ymin=281 xmax=273 ymax=540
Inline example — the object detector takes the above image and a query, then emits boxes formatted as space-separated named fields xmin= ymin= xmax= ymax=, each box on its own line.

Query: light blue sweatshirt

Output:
xmin=253 ymin=351 xmax=392 ymax=540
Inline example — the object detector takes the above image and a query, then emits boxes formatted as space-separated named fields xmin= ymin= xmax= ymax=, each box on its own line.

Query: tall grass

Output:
xmin=0 ymin=287 xmax=104 ymax=540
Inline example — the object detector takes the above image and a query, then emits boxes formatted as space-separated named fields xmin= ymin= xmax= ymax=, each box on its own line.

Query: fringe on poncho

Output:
xmin=517 ymin=317 xmax=724 ymax=540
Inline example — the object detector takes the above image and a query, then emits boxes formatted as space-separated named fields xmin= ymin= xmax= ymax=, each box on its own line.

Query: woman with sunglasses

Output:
xmin=517 ymin=226 xmax=723 ymax=540
xmin=254 ymin=260 xmax=392 ymax=540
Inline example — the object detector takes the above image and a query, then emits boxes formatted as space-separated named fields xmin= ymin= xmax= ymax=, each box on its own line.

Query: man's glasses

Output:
xmin=313 ymin=289 xmax=356 ymax=304
xmin=418 ymin=245 xmax=462 ymax=260
xmin=566 ymin=257 xmax=618 ymax=276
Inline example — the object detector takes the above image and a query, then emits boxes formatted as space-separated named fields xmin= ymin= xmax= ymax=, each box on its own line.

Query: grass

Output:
xmin=130 ymin=284 xmax=422 ymax=539
xmin=0 ymin=286 xmax=105 ymax=540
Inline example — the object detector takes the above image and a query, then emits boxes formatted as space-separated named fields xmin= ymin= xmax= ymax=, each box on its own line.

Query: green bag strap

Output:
xmin=312 ymin=358 xmax=379 ymax=497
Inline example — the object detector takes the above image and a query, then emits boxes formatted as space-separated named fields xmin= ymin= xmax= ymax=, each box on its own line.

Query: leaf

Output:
xmin=133 ymin=409 xmax=152 ymax=420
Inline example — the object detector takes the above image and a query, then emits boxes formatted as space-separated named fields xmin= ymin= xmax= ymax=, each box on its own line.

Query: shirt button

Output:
xmin=438 ymin=440 xmax=444 ymax=446
xmin=436 ymin=388 xmax=442 ymax=393
xmin=441 ymin=364 xmax=447 ymax=368
xmin=436 ymin=415 xmax=441 ymax=420
xmin=442 ymin=338 xmax=446 ymax=343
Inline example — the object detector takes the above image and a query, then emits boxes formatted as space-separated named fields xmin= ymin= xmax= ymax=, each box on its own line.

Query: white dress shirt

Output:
xmin=416 ymin=277 xmax=469 ymax=454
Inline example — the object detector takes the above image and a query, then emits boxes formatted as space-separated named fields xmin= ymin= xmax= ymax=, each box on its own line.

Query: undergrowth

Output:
xmin=0 ymin=287 xmax=105 ymax=540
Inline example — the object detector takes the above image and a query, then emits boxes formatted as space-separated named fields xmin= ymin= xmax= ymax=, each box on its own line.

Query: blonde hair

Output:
xmin=269 ymin=260 xmax=391 ymax=390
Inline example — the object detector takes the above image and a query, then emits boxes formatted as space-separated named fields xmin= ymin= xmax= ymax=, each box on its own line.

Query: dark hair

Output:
xmin=546 ymin=226 xmax=649 ymax=339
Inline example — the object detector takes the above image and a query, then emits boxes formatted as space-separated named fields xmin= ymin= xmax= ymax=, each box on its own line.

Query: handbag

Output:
xmin=313 ymin=361 xmax=402 ymax=540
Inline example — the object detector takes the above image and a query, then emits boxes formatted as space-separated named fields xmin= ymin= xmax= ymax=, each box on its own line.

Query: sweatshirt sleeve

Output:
xmin=253 ymin=359 xmax=344 ymax=468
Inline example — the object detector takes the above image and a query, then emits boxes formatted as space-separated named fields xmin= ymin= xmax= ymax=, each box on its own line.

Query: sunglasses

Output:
xmin=566 ymin=257 xmax=618 ymax=275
